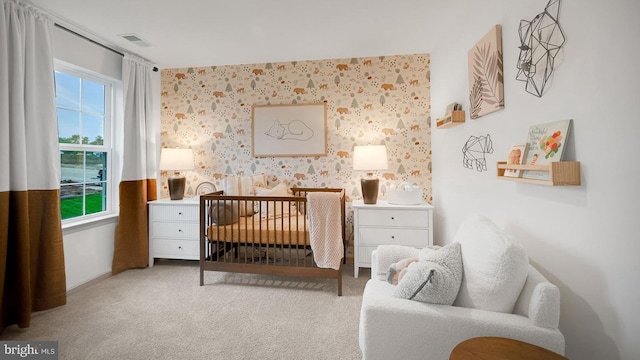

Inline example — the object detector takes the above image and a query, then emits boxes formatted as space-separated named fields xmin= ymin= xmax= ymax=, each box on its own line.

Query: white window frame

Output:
xmin=55 ymin=61 xmax=116 ymax=226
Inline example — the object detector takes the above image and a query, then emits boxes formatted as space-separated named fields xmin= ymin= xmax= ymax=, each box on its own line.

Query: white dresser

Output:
xmin=148 ymin=198 xmax=200 ymax=266
xmin=352 ymin=200 xmax=434 ymax=277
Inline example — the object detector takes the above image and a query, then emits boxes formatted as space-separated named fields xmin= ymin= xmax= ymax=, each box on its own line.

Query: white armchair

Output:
xmin=358 ymin=216 xmax=565 ymax=360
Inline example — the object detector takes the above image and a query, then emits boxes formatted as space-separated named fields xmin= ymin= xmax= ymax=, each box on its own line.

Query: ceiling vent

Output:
xmin=118 ymin=33 xmax=152 ymax=47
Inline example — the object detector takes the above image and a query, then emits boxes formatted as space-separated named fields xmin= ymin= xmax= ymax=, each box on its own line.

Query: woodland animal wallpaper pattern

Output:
xmin=160 ymin=53 xmax=431 ymax=248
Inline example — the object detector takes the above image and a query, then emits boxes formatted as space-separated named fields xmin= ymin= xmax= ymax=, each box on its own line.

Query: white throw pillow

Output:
xmin=222 ymin=174 xmax=266 ymax=196
xmin=393 ymin=242 xmax=462 ymax=305
xmin=453 ymin=215 xmax=529 ymax=313
xmin=222 ymin=174 xmax=266 ymax=216
xmin=254 ymin=182 xmax=292 ymax=219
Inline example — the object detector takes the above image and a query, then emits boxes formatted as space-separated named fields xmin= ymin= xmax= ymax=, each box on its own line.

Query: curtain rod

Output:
xmin=54 ymin=23 xmax=158 ymax=72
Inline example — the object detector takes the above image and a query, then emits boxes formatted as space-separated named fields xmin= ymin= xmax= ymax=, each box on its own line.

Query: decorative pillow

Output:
xmin=208 ymin=202 xmax=239 ymax=225
xmin=418 ymin=245 xmax=442 ymax=261
xmin=452 ymin=215 xmax=529 ymax=313
xmin=222 ymin=174 xmax=266 ymax=216
xmin=222 ymin=174 xmax=267 ymax=196
xmin=393 ymin=242 xmax=462 ymax=305
xmin=386 ymin=257 xmax=419 ymax=285
xmin=254 ymin=182 xmax=292 ymax=219
xmin=373 ymin=245 xmax=421 ymax=281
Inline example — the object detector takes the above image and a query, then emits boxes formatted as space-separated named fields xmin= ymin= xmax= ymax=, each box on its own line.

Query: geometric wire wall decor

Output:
xmin=516 ymin=0 xmax=566 ymax=97
xmin=462 ymin=134 xmax=494 ymax=172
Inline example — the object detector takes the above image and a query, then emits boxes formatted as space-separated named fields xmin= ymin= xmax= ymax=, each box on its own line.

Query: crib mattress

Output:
xmin=207 ymin=213 xmax=310 ymax=246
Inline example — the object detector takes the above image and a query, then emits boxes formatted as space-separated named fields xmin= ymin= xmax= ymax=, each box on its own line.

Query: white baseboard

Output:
xmin=67 ymin=271 xmax=112 ymax=296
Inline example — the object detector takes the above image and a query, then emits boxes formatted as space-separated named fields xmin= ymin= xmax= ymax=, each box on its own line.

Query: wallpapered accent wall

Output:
xmin=160 ymin=53 xmax=431 ymax=249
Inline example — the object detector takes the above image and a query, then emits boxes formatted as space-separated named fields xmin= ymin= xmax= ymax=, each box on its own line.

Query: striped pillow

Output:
xmin=222 ymin=174 xmax=267 ymax=216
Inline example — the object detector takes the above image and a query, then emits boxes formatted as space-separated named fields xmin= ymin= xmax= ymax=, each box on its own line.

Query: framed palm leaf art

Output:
xmin=468 ymin=25 xmax=505 ymax=119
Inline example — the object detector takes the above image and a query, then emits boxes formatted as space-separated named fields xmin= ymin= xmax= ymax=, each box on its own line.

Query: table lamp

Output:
xmin=159 ymin=148 xmax=194 ymax=200
xmin=353 ymin=145 xmax=388 ymax=204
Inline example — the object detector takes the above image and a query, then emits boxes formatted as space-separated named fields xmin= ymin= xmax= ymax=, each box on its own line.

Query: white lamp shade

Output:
xmin=353 ymin=145 xmax=388 ymax=171
xmin=159 ymin=148 xmax=194 ymax=171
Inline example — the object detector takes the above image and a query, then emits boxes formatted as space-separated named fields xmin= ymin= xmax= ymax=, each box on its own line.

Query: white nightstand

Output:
xmin=352 ymin=200 xmax=434 ymax=278
xmin=148 ymin=198 xmax=200 ymax=267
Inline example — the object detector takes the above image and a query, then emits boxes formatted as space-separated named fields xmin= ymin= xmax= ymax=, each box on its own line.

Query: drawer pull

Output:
xmin=391 ymin=217 xmax=395 ymax=220
xmin=178 ymin=246 xmax=182 ymax=250
xmin=391 ymin=235 xmax=395 ymax=239
xmin=178 ymin=229 xmax=183 ymax=232
xmin=178 ymin=212 xmax=183 ymax=215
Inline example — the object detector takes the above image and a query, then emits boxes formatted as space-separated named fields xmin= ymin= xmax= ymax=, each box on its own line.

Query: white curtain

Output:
xmin=112 ymin=53 xmax=158 ymax=274
xmin=0 ymin=0 xmax=66 ymax=331
xmin=121 ymin=54 xmax=158 ymax=182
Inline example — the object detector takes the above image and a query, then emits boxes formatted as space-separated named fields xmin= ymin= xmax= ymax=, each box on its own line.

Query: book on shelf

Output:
xmin=444 ymin=102 xmax=461 ymax=117
xmin=503 ymin=143 xmax=528 ymax=178
xmin=437 ymin=102 xmax=463 ymax=127
xmin=521 ymin=119 xmax=573 ymax=180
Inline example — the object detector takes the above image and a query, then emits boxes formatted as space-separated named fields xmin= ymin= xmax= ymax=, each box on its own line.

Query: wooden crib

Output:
xmin=199 ymin=187 xmax=346 ymax=295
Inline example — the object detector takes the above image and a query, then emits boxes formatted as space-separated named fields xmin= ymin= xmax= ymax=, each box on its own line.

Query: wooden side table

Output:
xmin=449 ymin=337 xmax=568 ymax=360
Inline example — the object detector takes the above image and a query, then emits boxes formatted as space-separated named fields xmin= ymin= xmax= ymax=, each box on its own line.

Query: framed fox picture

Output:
xmin=251 ymin=103 xmax=327 ymax=157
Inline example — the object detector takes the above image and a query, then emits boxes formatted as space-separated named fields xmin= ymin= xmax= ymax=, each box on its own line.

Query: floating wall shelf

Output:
xmin=436 ymin=110 xmax=465 ymax=129
xmin=496 ymin=161 xmax=581 ymax=186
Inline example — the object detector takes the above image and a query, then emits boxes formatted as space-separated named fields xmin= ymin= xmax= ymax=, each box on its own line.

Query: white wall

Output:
xmin=53 ymin=26 xmax=122 ymax=80
xmin=61 ymin=219 xmax=116 ymax=290
xmin=425 ymin=1 xmax=639 ymax=359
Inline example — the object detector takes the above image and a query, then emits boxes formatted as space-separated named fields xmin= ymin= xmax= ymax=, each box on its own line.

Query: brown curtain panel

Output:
xmin=1 ymin=0 xmax=66 ymax=332
xmin=112 ymin=54 xmax=158 ymax=275
xmin=112 ymin=180 xmax=157 ymax=274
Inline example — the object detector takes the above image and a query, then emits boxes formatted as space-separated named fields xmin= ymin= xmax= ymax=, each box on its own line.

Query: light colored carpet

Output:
xmin=2 ymin=260 xmax=370 ymax=360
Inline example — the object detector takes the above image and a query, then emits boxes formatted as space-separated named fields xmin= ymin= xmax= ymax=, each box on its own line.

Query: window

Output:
xmin=55 ymin=64 xmax=114 ymax=222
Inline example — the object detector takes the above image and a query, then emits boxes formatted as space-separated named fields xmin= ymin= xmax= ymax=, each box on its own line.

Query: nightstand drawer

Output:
xmin=357 ymin=209 xmax=429 ymax=228
xmin=151 ymin=221 xmax=199 ymax=239
xmin=358 ymin=227 xmax=429 ymax=247
xmin=151 ymin=205 xmax=198 ymax=221
xmin=152 ymin=239 xmax=199 ymax=258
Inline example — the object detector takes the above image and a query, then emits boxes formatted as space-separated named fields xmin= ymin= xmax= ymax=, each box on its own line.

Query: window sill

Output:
xmin=62 ymin=213 xmax=119 ymax=235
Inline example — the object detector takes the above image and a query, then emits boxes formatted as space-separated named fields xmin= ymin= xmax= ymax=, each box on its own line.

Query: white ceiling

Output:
xmin=25 ymin=0 xmax=431 ymax=70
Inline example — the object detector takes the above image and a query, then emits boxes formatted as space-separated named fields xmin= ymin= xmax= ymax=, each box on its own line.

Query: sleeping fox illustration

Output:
xmin=264 ymin=119 xmax=314 ymax=141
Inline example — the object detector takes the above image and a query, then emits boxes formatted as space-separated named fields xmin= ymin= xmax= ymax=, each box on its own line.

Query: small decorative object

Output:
xmin=503 ymin=143 xmax=528 ymax=178
xmin=522 ymin=119 xmax=572 ymax=180
xmin=436 ymin=103 xmax=465 ymax=129
xmin=445 ymin=102 xmax=460 ymax=117
xmin=353 ymin=145 xmax=388 ymax=204
xmin=387 ymin=182 xmax=423 ymax=205
xmin=195 ymin=181 xmax=216 ymax=196
xmin=462 ymin=134 xmax=494 ymax=172
xmin=252 ymin=103 xmax=327 ymax=157
xmin=159 ymin=148 xmax=194 ymax=200
xmin=516 ymin=0 xmax=566 ymax=97
xmin=468 ymin=25 xmax=505 ymax=119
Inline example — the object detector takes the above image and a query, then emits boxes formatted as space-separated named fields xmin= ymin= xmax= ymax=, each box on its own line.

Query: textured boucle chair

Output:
xmin=358 ymin=215 xmax=565 ymax=360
